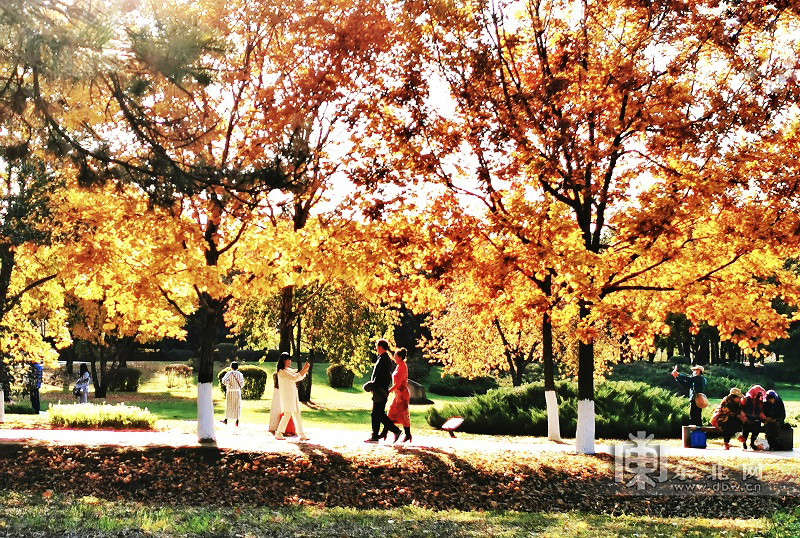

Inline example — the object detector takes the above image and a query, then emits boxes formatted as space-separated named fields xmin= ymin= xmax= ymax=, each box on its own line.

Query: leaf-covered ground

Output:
xmin=1 ymin=441 xmax=798 ymax=518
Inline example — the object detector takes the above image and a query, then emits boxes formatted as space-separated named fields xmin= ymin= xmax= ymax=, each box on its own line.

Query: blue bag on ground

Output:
xmin=690 ymin=429 xmax=707 ymax=448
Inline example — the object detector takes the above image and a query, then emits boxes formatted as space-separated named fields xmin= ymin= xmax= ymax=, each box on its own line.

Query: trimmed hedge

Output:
xmin=48 ymin=403 xmax=156 ymax=429
xmin=217 ymin=365 xmax=268 ymax=400
xmin=610 ymin=361 xmax=774 ymax=399
xmin=327 ymin=364 xmax=355 ymax=388
xmin=108 ymin=367 xmax=142 ymax=392
xmin=4 ymin=402 xmax=36 ymax=414
xmin=426 ymin=380 xmax=689 ymax=439
xmin=429 ymin=375 xmax=499 ymax=397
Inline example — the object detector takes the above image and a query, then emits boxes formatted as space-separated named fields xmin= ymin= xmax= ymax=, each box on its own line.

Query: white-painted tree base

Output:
xmin=575 ymin=399 xmax=595 ymax=454
xmin=0 ymin=390 xmax=4 ymax=423
xmin=196 ymin=383 xmax=216 ymax=443
xmin=545 ymin=390 xmax=561 ymax=442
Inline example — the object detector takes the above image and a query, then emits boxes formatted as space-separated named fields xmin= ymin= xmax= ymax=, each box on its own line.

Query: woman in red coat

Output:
xmin=387 ymin=347 xmax=412 ymax=443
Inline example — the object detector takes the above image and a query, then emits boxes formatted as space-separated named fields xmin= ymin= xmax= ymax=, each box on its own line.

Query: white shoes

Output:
xmin=274 ymin=432 xmax=286 ymax=440
xmin=299 ymin=435 xmax=310 ymax=441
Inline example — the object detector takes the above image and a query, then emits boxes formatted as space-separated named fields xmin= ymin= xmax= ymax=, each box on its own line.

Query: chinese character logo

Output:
xmin=614 ymin=431 xmax=669 ymax=490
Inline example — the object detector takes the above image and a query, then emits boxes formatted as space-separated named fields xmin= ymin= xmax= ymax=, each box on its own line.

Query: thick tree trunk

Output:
xmin=541 ymin=312 xmax=561 ymax=441
xmin=196 ymin=293 xmax=222 ymax=443
xmin=575 ymin=302 xmax=595 ymax=454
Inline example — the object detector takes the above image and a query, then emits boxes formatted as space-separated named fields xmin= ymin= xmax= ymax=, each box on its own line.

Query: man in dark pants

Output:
xmin=672 ymin=364 xmax=706 ymax=426
xmin=365 ymin=339 xmax=402 ymax=443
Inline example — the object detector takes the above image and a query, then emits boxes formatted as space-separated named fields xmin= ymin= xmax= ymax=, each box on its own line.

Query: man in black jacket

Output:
xmin=365 ymin=339 xmax=402 ymax=443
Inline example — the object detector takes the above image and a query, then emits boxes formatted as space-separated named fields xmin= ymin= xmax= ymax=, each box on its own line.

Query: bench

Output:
xmin=681 ymin=425 xmax=722 ymax=448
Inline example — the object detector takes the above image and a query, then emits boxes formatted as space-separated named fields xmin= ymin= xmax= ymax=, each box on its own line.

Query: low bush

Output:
xmin=108 ymin=367 xmax=142 ymax=392
xmin=429 ymin=375 xmax=499 ymax=397
xmin=426 ymin=380 xmax=688 ymax=438
xmin=217 ymin=366 xmax=267 ymax=400
xmin=4 ymin=402 xmax=36 ymax=414
xmin=48 ymin=403 xmax=156 ymax=429
xmin=609 ymin=361 xmax=774 ymax=398
xmin=327 ymin=364 xmax=355 ymax=388
xmin=764 ymin=361 xmax=800 ymax=384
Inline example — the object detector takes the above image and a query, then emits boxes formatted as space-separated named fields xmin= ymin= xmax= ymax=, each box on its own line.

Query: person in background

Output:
xmin=275 ymin=352 xmax=310 ymax=441
xmin=221 ymin=361 xmax=245 ymax=426
xmin=28 ymin=359 xmax=43 ymax=414
xmin=711 ymin=387 xmax=746 ymax=450
xmin=75 ymin=363 xmax=91 ymax=404
xmin=365 ymin=339 xmax=402 ymax=443
xmin=387 ymin=347 xmax=412 ymax=443
xmin=671 ymin=364 xmax=706 ymax=426
xmin=763 ymin=389 xmax=786 ymax=450
xmin=742 ymin=385 xmax=767 ymax=450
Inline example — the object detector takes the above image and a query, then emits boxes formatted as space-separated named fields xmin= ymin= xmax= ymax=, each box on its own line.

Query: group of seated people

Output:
xmin=711 ymin=385 xmax=787 ymax=450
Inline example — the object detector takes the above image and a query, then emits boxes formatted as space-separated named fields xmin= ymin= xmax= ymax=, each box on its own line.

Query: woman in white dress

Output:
xmin=221 ymin=362 xmax=245 ymax=426
xmin=275 ymin=352 xmax=310 ymax=441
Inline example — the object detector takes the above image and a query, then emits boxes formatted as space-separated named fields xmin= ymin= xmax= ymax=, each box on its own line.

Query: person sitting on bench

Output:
xmin=764 ymin=389 xmax=786 ymax=450
xmin=711 ymin=387 xmax=746 ymax=450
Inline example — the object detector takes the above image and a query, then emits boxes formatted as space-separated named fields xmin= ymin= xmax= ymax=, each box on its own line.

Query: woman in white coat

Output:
xmin=275 ymin=352 xmax=310 ymax=441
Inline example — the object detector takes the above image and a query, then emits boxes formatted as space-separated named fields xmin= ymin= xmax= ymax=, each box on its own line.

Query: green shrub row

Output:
xmin=48 ymin=403 xmax=156 ymax=429
xmin=610 ymin=361 xmax=774 ymax=398
xmin=217 ymin=366 xmax=268 ymax=400
xmin=426 ymin=380 xmax=689 ymax=438
xmin=428 ymin=375 xmax=499 ymax=397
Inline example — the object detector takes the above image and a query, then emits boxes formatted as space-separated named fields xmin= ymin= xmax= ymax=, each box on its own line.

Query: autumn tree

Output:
xmin=369 ymin=0 xmax=800 ymax=453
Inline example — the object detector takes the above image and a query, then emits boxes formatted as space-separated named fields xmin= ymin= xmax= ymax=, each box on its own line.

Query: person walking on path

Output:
xmin=387 ymin=347 xmax=412 ymax=443
xmin=275 ymin=352 xmax=310 ymax=441
xmin=221 ymin=362 xmax=245 ymax=426
xmin=742 ymin=385 xmax=767 ymax=450
xmin=365 ymin=339 xmax=402 ymax=443
xmin=75 ymin=363 xmax=91 ymax=404
xmin=672 ymin=364 xmax=707 ymax=426
xmin=28 ymin=359 xmax=43 ymax=414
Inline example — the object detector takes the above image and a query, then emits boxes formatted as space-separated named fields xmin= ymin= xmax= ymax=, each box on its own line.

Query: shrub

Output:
xmin=327 ymin=364 xmax=355 ymax=388
xmin=217 ymin=365 xmax=267 ymax=400
xmin=5 ymin=402 xmax=36 ymax=414
xmin=670 ymin=355 xmax=691 ymax=365
xmin=429 ymin=375 xmax=499 ymax=397
xmin=609 ymin=361 xmax=774 ymax=399
xmin=426 ymin=380 xmax=688 ymax=438
xmin=108 ymin=367 xmax=142 ymax=392
xmin=235 ymin=349 xmax=266 ymax=363
xmin=764 ymin=361 xmax=800 ymax=384
xmin=216 ymin=343 xmax=238 ymax=363
xmin=48 ymin=403 xmax=156 ymax=429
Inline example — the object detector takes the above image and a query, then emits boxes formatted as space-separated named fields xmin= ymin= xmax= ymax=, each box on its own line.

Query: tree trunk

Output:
xmin=575 ymin=302 xmax=595 ymax=454
xmin=196 ymin=293 xmax=223 ymax=443
xmin=278 ymin=285 xmax=294 ymax=354
xmin=299 ymin=349 xmax=314 ymax=403
xmin=541 ymin=312 xmax=561 ymax=441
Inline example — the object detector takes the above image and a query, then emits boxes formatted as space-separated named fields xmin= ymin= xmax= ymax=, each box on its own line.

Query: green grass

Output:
xmin=0 ymin=492 xmax=774 ymax=537
xmin=27 ymin=360 xmax=460 ymax=434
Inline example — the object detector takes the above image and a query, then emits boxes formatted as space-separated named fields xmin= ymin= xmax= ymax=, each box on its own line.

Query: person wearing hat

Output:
xmin=742 ymin=385 xmax=767 ymax=450
xmin=763 ymin=389 xmax=786 ymax=450
xmin=671 ymin=364 xmax=707 ymax=427
xmin=711 ymin=388 xmax=747 ymax=450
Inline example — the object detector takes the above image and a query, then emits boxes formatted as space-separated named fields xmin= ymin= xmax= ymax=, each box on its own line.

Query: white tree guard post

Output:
xmin=0 ymin=390 xmax=5 ymax=423
xmin=545 ymin=390 xmax=562 ymax=441
xmin=197 ymin=383 xmax=216 ymax=443
xmin=575 ymin=399 xmax=595 ymax=454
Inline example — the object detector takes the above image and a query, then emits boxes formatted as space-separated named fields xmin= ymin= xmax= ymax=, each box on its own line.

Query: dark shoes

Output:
xmin=392 ymin=430 xmax=402 ymax=443
xmin=364 ymin=437 xmax=379 ymax=443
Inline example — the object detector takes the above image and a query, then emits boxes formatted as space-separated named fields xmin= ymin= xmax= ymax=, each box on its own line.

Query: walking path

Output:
xmin=0 ymin=424 xmax=797 ymax=460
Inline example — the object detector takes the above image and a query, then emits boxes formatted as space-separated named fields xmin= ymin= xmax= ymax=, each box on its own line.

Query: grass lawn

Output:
xmin=18 ymin=360 xmax=464 ymax=436
xmin=0 ymin=492 xmax=779 ymax=538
